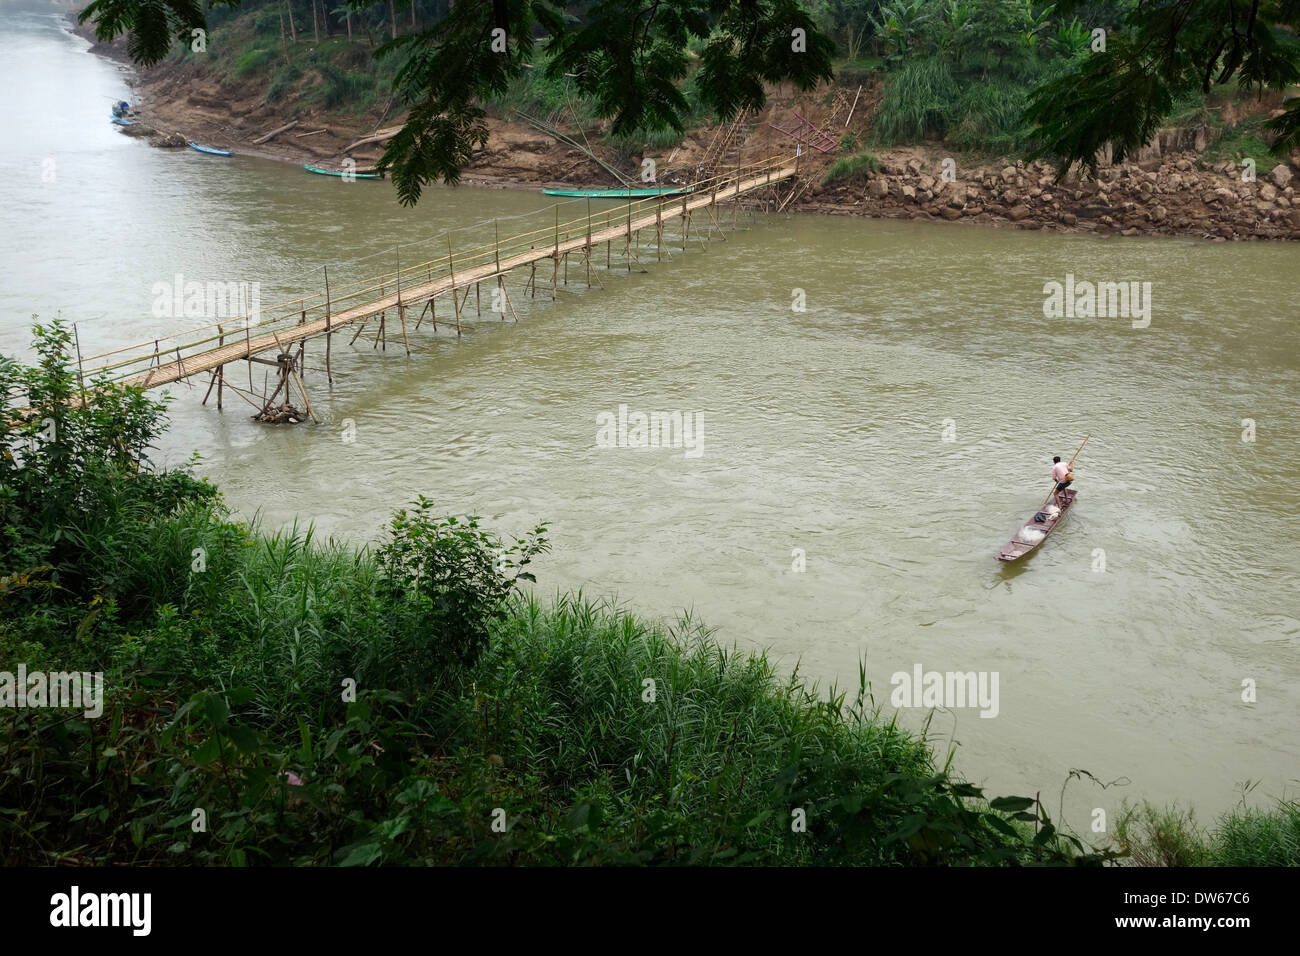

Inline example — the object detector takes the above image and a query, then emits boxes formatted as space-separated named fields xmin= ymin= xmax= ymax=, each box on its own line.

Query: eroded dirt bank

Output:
xmin=77 ymin=16 xmax=1299 ymax=241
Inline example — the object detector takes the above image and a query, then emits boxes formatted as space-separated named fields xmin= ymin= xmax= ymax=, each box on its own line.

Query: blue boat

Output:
xmin=110 ymin=115 xmax=135 ymax=126
xmin=188 ymin=142 xmax=233 ymax=157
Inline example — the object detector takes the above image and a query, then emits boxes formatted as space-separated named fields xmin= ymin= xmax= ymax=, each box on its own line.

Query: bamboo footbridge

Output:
xmin=73 ymin=153 xmax=800 ymax=422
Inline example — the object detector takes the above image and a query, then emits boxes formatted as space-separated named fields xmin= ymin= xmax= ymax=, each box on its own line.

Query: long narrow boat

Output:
xmin=542 ymin=186 xmax=691 ymax=198
xmin=996 ymin=489 xmax=1077 ymax=562
xmin=303 ymin=164 xmax=383 ymax=179
xmin=188 ymin=142 xmax=233 ymax=156
xmin=110 ymin=115 xmax=135 ymax=126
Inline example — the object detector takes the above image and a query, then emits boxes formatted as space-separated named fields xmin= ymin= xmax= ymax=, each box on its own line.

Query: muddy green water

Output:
xmin=3 ymin=9 xmax=1298 ymax=832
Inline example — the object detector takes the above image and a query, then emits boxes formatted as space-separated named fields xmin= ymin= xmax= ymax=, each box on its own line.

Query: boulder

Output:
xmin=1260 ymin=183 xmax=1278 ymax=202
xmin=940 ymin=206 xmax=962 ymax=220
xmin=867 ymin=179 xmax=888 ymax=199
xmin=918 ymin=174 xmax=935 ymax=191
xmin=1006 ymin=204 xmax=1033 ymax=221
xmin=906 ymin=158 xmax=923 ymax=174
xmin=901 ymin=184 xmax=916 ymax=200
xmin=1149 ymin=205 xmax=1168 ymax=222
xmin=1000 ymin=165 xmax=1017 ymax=184
xmin=149 ymin=132 xmax=187 ymax=148
xmin=1269 ymin=164 xmax=1294 ymax=189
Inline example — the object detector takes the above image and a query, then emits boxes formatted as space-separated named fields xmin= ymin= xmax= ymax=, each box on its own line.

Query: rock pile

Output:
xmin=811 ymin=153 xmax=1300 ymax=240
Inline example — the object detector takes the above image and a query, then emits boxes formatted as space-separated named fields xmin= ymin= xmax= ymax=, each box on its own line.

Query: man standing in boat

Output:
xmin=1051 ymin=456 xmax=1073 ymax=508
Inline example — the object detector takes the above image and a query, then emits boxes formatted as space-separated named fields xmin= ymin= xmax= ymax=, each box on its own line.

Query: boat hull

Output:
xmin=996 ymin=489 xmax=1076 ymax=562
xmin=542 ymin=186 xmax=690 ymax=198
xmin=303 ymin=164 xmax=383 ymax=179
xmin=188 ymin=143 xmax=233 ymax=156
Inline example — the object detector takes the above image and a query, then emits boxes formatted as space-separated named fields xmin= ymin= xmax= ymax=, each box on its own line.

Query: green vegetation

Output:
xmin=822 ymin=149 xmax=879 ymax=185
xmin=0 ymin=322 xmax=1090 ymax=866
xmin=1202 ymin=115 xmax=1275 ymax=166
xmin=3 ymin=324 xmax=1296 ymax=866
xmin=165 ymin=13 xmax=401 ymax=119
xmin=80 ymin=1 xmax=1300 ymax=198
xmin=1116 ymin=798 xmax=1300 ymax=867
xmin=82 ymin=0 xmax=838 ymax=203
xmin=1025 ymin=0 xmax=1300 ymax=173
xmin=864 ymin=1 xmax=1087 ymax=152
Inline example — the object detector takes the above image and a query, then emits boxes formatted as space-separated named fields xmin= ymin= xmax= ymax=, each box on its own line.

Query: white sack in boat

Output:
xmin=1018 ymin=527 xmax=1047 ymax=545
xmin=1043 ymin=504 xmax=1061 ymax=518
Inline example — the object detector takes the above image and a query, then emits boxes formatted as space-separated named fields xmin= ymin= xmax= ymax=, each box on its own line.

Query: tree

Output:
xmin=79 ymin=0 xmax=835 ymax=205
xmin=1025 ymin=0 xmax=1300 ymax=175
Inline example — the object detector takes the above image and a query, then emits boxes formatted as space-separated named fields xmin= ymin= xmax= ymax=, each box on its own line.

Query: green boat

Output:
xmin=542 ymin=186 xmax=691 ymax=198
xmin=304 ymin=164 xmax=384 ymax=180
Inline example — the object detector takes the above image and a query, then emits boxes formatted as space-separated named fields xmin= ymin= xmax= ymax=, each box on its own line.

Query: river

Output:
xmin=3 ymin=7 xmax=1298 ymax=833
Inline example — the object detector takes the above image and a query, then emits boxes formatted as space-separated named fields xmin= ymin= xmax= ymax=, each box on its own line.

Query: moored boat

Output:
xmin=188 ymin=142 xmax=233 ymax=156
xmin=303 ymin=164 xmax=383 ymax=179
xmin=542 ymin=186 xmax=690 ymax=198
xmin=110 ymin=115 xmax=135 ymax=126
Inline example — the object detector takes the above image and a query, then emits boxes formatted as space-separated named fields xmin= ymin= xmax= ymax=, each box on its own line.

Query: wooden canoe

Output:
xmin=188 ymin=142 xmax=233 ymax=156
xmin=996 ymin=489 xmax=1076 ymax=562
xmin=303 ymin=164 xmax=383 ymax=179
xmin=542 ymin=186 xmax=691 ymax=198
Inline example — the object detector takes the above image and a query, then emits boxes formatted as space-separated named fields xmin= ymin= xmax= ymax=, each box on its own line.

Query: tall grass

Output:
xmin=823 ymin=151 xmax=881 ymax=186
xmin=1116 ymin=799 xmax=1300 ymax=866
xmin=474 ymin=593 xmax=1076 ymax=864
xmin=872 ymin=57 xmax=958 ymax=144
xmin=948 ymin=79 xmax=1029 ymax=151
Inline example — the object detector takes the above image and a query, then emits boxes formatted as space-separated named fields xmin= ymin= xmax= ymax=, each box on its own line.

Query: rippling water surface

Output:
xmin=3 ymin=9 xmax=1297 ymax=828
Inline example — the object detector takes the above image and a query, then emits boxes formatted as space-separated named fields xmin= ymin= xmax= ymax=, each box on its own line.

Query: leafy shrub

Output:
xmin=233 ymin=46 xmax=277 ymax=77
xmin=376 ymin=497 xmax=548 ymax=681
xmin=1 ymin=321 xmax=219 ymax=657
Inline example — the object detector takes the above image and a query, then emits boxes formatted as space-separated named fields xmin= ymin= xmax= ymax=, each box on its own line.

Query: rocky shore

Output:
xmin=804 ymin=148 xmax=1299 ymax=241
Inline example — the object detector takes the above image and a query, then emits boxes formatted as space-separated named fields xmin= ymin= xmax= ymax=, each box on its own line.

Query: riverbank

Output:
xmin=73 ymin=12 xmax=1300 ymax=240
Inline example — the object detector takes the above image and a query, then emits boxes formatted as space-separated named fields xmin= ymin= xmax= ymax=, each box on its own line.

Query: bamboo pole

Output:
xmin=72 ymin=322 xmax=86 ymax=401
xmin=324 ymin=265 xmax=333 ymax=385
xmin=217 ymin=324 xmax=224 ymax=409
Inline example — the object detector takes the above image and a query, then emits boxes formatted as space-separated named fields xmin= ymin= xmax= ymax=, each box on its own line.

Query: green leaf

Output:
xmin=989 ymin=796 xmax=1036 ymax=812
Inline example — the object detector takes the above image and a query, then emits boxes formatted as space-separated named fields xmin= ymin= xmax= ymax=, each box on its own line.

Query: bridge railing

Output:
xmin=74 ymin=153 xmax=795 ymax=386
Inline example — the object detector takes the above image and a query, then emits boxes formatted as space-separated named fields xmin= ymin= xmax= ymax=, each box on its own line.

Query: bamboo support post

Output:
xmin=324 ymin=265 xmax=333 ymax=385
xmin=72 ymin=322 xmax=86 ymax=401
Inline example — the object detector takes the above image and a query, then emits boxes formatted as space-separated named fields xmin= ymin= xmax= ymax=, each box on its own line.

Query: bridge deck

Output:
xmin=127 ymin=162 xmax=796 ymax=389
